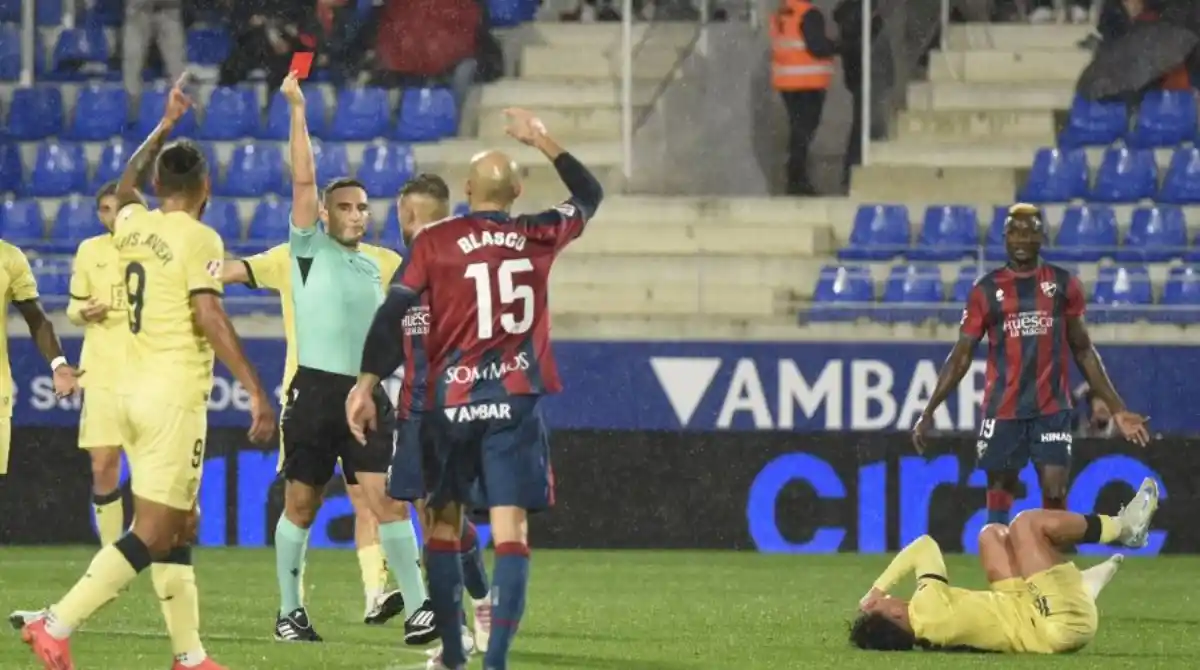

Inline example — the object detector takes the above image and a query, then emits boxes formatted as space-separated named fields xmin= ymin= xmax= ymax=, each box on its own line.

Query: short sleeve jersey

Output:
xmin=0 ymin=241 xmax=38 ymax=417
xmin=69 ymin=234 xmax=129 ymax=389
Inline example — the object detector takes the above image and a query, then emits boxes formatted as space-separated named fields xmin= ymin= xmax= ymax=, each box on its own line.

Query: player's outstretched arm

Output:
xmin=115 ymin=74 xmax=191 ymax=209
xmin=862 ymin=535 xmax=948 ymax=606
xmin=220 ymin=261 xmax=249 ymax=285
xmin=281 ymin=72 xmax=318 ymax=230
xmin=504 ymin=108 xmax=604 ymax=221
xmin=192 ymin=293 xmax=275 ymax=443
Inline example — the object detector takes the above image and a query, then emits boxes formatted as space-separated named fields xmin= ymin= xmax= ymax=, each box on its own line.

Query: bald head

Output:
xmin=466 ymin=150 xmax=521 ymax=209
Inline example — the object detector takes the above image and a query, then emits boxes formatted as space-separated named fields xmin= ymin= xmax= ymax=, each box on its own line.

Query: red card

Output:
xmin=289 ymin=52 xmax=314 ymax=80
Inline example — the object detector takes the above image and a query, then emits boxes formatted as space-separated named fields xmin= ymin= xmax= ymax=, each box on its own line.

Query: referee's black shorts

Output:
xmin=280 ymin=366 xmax=394 ymax=487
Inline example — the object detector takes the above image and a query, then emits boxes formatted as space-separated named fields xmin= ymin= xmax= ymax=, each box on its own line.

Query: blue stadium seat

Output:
xmin=983 ymin=206 xmax=1010 ymax=261
xmin=1091 ymin=265 xmax=1152 ymax=324
xmin=66 ymin=84 xmax=127 ymax=141
xmin=50 ymin=27 xmax=110 ymax=80
xmin=1090 ymin=147 xmax=1158 ymax=203
xmin=187 ymin=28 xmax=231 ymax=65
xmin=837 ymin=204 xmax=909 ymax=261
xmin=1058 ymin=96 xmax=1126 ymax=148
xmin=379 ymin=203 xmax=403 ymax=249
xmin=0 ymin=0 xmax=17 ymax=22
xmin=219 ymin=142 xmax=284 ymax=197
xmin=261 ymin=89 xmax=328 ymax=140
xmin=1158 ymin=147 xmax=1200 ymax=204
xmin=130 ymin=84 xmax=198 ymax=140
xmin=1126 ymin=90 xmax=1197 ymax=148
xmin=357 ymin=143 xmax=416 ymax=198
xmin=90 ymin=139 xmax=132 ymax=191
xmin=453 ymin=202 xmax=469 ymax=216
xmin=809 ymin=265 xmax=874 ymax=322
xmin=393 ymin=88 xmax=458 ymax=142
xmin=222 ymin=281 xmax=260 ymax=317
xmin=198 ymin=87 xmax=259 ymax=140
xmin=0 ymin=24 xmax=21 ymax=80
xmin=1160 ymin=266 xmax=1200 ymax=325
xmin=82 ymin=0 xmax=122 ymax=26
xmin=0 ymin=142 xmax=22 ymax=193
xmin=28 ymin=141 xmax=87 ymax=197
xmin=8 ymin=87 xmax=65 ymax=140
xmin=313 ymin=141 xmax=351 ymax=187
xmin=488 ymin=0 xmax=538 ymax=27
xmin=1118 ymin=206 xmax=1188 ymax=263
xmin=1020 ymin=148 xmax=1088 ymax=203
xmin=247 ymin=195 xmax=289 ymax=244
xmin=908 ymin=205 xmax=979 ymax=262
xmin=36 ymin=0 xmax=62 ymax=25
xmin=324 ymin=88 xmax=390 ymax=141
xmin=29 ymin=257 xmax=69 ymax=299
xmin=201 ymin=199 xmax=242 ymax=243
xmin=0 ymin=199 xmax=43 ymax=242
xmin=1044 ymin=206 xmax=1118 ymax=263
xmin=880 ymin=265 xmax=943 ymax=324
xmin=51 ymin=197 xmax=105 ymax=248
xmin=950 ymin=265 xmax=984 ymax=307
xmin=196 ymin=142 xmax=221 ymax=185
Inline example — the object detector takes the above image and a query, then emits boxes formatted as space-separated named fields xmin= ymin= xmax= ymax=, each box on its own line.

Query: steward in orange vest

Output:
xmin=770 ymin=0 xmax=837 ymax=195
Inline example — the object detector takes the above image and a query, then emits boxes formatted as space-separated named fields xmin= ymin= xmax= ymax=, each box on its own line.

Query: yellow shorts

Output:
xmin=0 ymin=417 xmax=10 ymax=475
xmin=79 ymin=388 xmax=123 ymax=449
xmin=117 ymin=394 xmax=207 ymax=510
xmin=1024 ymin=563 xmax=1098 ymax=653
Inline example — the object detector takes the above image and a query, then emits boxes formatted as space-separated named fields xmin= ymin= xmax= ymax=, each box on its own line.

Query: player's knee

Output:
xmin=1009 ymin=510 xmax=1042 ymax=539
xmin=979 ymin=523 xmax=1010 ymax=548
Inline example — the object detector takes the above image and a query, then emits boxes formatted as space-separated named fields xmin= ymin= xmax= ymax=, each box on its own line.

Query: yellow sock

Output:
xmin=151 ymin=563 xmax=205 ymax=659
xmin=49 ymin=543 xmax=143 ymax=633
xmin=93 ymin=496 xmax=125 ymax=546
xmin=358 ymin=544 xmax=387 ymax=596
xmin=1098 ymin=515 xmax=1121 ymax=544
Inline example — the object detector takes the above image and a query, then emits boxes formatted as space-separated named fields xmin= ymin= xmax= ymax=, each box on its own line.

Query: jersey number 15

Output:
xmin=465 ymin=259 xmax=534 ymax=339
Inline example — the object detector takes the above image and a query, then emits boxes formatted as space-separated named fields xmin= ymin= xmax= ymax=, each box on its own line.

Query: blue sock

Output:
xmin=426 ymin=540 xmax=467 ymax=668
xmin=986 ymin=489 xmax=1013 ymax=525
xmin=483 ymin=543 xmax=530 ymax=670
xmin=275 ymin=516 xmax=310 ymax=614
xmin=378 ymin=520 xmax=428 ymax=615
xmin=460 ymin=522 xmax=490 ymax=600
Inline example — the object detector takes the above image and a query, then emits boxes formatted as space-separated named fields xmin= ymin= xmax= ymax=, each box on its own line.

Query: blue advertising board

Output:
xmin=8 ymin=338 xmax=1200 ymax=432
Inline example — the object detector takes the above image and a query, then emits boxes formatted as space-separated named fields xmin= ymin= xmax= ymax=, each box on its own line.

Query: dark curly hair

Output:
xmin=849 ymin=612 xmax=916 ymax=651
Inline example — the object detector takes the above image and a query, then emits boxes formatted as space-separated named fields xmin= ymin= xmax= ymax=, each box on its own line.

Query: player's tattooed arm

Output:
xmin=14 ymin=299 xmax=65 ymax=362
xmin=1065 ymin=316 xmax=1126 ymax=414
xmin=116 ymin=75 xmax=192 ymax=210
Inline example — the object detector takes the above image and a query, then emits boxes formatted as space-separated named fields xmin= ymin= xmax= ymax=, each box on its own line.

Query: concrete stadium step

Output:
xmin=550 ymin=281 xmax=783 ymax=317
xmin=520 ymin=45 xmax=683 ymax=81
xmin=479 ymin=78 xmax=660 ymax=109
xmin=594 ymin=195 xmax=839 ymax=227
xmin=545 ymin=313 xmax=809 ymax=340
xmin=554 ymin=253 xmax=823 ymax=287
xmin=895 ymin=109 xmax=1057 ymax=144
xmin=849 ymin=165 xmax=1021 ymax=202
xmin=907 ymin=81 xmax=1073 ymax=111
xmin=944 ymin=23 xmax=1094 ymax=51
xmin=570 ymin=222 xmax=831 ymax=256
xmin=869 ymin=141 xmax=1042 ymax=168
xmin=792 ymin=319 xmax=1197 ymax=344
xmin=927 ymin=49 xmax=1091 ymax=84
xmin=476 ymin=105 xmax=644 ymax=141
xmin=519 ymin=21 xmax=698 ymax=50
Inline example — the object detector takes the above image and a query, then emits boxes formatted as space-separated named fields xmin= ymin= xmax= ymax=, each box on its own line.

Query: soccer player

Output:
xmin=347 ymin=108 xmax=603 ymax=670
xmin=850 ymin=477 xmax=1159 ymax=653
xmin=912 ymin=203 xmax=1151 ymax=525
xmin=20 ymin=77 xmax=276 ymax=670
xmin=266 ymin=71 xmax=433 ymax=643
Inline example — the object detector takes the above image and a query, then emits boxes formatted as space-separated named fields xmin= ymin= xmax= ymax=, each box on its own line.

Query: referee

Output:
xmin=269 ymin=73 xmax=435 ymax=644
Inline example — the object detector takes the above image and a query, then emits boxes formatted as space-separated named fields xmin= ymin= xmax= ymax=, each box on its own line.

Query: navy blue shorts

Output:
xmin=387 ymin=413 xmax=427 ymax=502
xmin=975 ymin=410 xmax=1074 ymax=472
xmin=420 ymin=396 xmax=554 ymax=512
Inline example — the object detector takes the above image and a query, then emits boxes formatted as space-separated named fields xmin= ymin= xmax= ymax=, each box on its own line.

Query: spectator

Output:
xmin=124 ymin=0 xmax=188 ymax=101
xmin=316 ymin=0 xmax=382 ymax=86
xmin=770 ymin=0 xmax=837 ymax=196
xmin=375 ymin=0 xmax=481 ymax=112
xmin=219 ymin=0 xmax=315 ymax=94
xmin=833 ymin=0 xmax=885 ymax=191
xmin=1030 ymin=0 xmax=1090 ymax=24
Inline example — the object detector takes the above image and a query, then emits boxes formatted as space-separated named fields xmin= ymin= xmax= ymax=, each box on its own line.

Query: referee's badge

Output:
xmin=205 ymin=260 xmax=223 ymax=278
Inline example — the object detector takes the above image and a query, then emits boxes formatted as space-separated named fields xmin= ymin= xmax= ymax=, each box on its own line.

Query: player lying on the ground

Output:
xmin=850 ymin=477 xmax=1159 ymax=654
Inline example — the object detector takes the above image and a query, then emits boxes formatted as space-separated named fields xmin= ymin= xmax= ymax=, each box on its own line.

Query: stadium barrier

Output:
xmin=2 ymin=429 xmax=1192 ymax=555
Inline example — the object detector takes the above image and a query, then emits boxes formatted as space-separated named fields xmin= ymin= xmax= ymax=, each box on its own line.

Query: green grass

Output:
xmin=1 ymin=548 xmax=1198 ymax=669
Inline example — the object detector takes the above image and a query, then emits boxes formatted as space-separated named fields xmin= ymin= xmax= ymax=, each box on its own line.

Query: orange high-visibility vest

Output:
xmin=769 ymin=0 xmax=834 ymax=91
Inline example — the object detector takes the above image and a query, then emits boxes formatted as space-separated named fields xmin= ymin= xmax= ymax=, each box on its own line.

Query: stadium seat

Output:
xmin=90 ymin=139 xmax=132 ymax=191
xmin=247 ymin=195 xmax=289 ymax=244
xmin=202 ymin=199 xmax=243 ymax=244
xmin=1160 ymin=266 xmax=1200 ymax=325
xmin=187 ymin=27 xmax=231 ymax=65
xmin=1044 ymin=206 xmax=1118 ymax=263
xmin=1020 ymin=148 xmax=1088 ymax=203
xmin=488 ymin=0 xmax=538 ymax=27
xmin=313 ymin=141 xmax=351 ymax=187
xmin=1118 ymin=206 xmax=1188 ymax=263
xmin=880 ymin=265 xmax=943 ymax=324
xmin=983 ymin=206 xmax=1010 ymax=262
xmin=1126 ymin=90 xmax=1197 ymax=148
xmin=222 ymin=281 xmax=261 ymax=317
xmin=1090 ymin=147 xmax=1158 ymax=203
xmin=837 ymin=205 xmax=910 ymax=261
xmin=0 ymin=142 xmax=22 ymax=193
xmin=379 ymin=203 xmax=403 ymax=248
xmin=50 ymin=27 xmax=110 ymax=80
xmin=82 ymin=0 xmax=122 ymax=26
xmin=908 ymin=205 xmax=980 ymax=262
xmin=393 ymin=88 xmax=458 ymax=142
xmin=453 ymin=202 xmax=469 ymax=216
xmin=8 ymin=87 xmax=65 ymax=140
xmin=1058 ymin=96 xmax=1127 ymax=148
xmin=220 ymin=142 xmax=285 ymax=197
xmin=1158 ymin=147 xmax=1200 ymax=204
xmin=0 ymin=0 xmax=16 ymax=22
xmin=198 ymin=87 xmax=259 ymax=140
xmin=36 ymin=0 xmax=63 ymax=25
xmin=324 ymin=88 xmax=390 ymax=141
xmin=196 ymin=142 xmax=221 ymax=185
xmin=261 ymin=89 xmax=328 ymax=140
xmin=809 ymin=265 xmax=874 ymax=322
xmin=66 ymin=84 xmax=128 ymax=141
xmin=0 ymin=24 xmax=21 ymax=80
xmin=357 ymin=143 xmax=416 ymax=198
xmin=1091 ymin=265 xmax=1152 ymax=324
xmin=29 ymin=141 xmax=87 ymax=197
xmin=29 ymin=257 xmax=69 ymax=298
xmin=130 ymin=84 xmax=198 ymax=140
xmin=950 ymin=265 xmax=984 ymax=309
xmin=0 ymin=199 xmax=43 ymax=242
xmin=51 ymin=197 xmax=105 ymax=248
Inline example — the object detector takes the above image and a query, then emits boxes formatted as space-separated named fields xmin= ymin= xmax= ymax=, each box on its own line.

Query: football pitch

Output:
xmin=0 ymin=548 xmax=1196 ymax=669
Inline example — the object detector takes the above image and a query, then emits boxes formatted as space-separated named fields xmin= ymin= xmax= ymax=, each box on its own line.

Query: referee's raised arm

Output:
xmin=282 ymin=72 xmax=319 ymax=236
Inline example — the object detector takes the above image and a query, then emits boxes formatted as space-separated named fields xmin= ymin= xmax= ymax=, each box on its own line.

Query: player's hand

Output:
xmin=79 ymin=299 xmax=109 ymax=323
xmin=503 ymin=108 xmax=548 ymax=145
xmin=281 ymin=71 xmax=305 ymax=107
xmin=1113 ymin=411 xmax=1151 ymax=447
xmin=859 ymin=587 xmax=885 ymax=612
xmin=911 ymin=413 xmax=932 ymax=454
xmin=346 ymin=384 xmax=377 ymax=445
xmin=52 ymin=364 xmax=81 ymax=398
xmin=163 ymin=73 xmax=193 ymax=123
xmin=246 ymin=391 xmax=276 ymax=444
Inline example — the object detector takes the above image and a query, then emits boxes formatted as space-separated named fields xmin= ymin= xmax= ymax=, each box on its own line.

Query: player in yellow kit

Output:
xmin=851 ymin=477 xmax=1160 ymax=654
xmin=0 ymin=241 xmax=81 ymax=477
xmin=222 ymin=239 xmax=406 ymax=624
xmin=66 ymin=181 xmax=143 ymax=545
xmin=20 ymin=77 xmax=274 ymax=670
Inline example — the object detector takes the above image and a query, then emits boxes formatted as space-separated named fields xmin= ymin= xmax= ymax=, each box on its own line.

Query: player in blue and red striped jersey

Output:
xmin=346 ymin=107 xmax=602 ymax=670
xmin=913 ymin=203 xmax=1150 ymax=526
